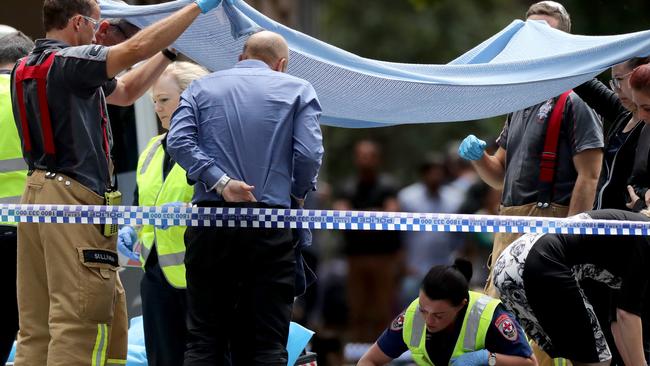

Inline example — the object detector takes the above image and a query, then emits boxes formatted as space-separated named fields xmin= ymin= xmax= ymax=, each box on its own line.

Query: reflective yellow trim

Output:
xmin=91 ymin=324 xmax=108 ymax=366
xmin=106 ymin=359 xmax=127 ymax=365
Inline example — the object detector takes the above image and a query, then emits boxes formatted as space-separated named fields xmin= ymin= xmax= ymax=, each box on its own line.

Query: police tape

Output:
xmin=2 ymin=203 xmax=650 ymax=235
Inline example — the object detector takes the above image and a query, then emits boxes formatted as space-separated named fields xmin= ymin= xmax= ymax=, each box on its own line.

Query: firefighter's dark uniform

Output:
xmin=10 ymin=39 xmax=127 ymax=366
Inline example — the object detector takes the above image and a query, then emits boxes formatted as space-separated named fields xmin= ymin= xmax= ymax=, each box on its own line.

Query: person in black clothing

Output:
xmin=573 ymin=58 xmax=650 ymax=366
xmin=573 ymin=57 xmax=649 ymax=211
xmin=627 ymin=64 xmax=650 ymax=212
xmin=494 ymin=209 xmax=650 ymax=366
xmin=333 ymin=139 xmax=403 ymax=342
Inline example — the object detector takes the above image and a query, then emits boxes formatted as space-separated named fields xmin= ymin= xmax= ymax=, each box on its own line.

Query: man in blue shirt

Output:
xmin=167 ymin=30 xmax=323 ymax=365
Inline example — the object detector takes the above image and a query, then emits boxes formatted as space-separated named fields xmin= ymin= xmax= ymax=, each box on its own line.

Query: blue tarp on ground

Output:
xmin=100 ymin=0 xmax=650 ymax=127
xmin=7 ymin=317 xmax=313 ymax=366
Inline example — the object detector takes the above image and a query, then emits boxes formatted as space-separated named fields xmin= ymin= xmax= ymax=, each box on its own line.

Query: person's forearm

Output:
xmin=113 ymin=53 xmax=172 ymax=105
xmin=568 ymin=174 xmax=598 ymax=215
xmin=167 ymin=101 xmax=225 ymax=188
xmin=612 ymin=309 xmax=646 ymax=366
xmin=107 ymin=3 xmax=201 ymax=78
xmin=494 ymin=353 xmax=537 ymax=366
xmin=472 ymin=154 xmax=505 ymax=190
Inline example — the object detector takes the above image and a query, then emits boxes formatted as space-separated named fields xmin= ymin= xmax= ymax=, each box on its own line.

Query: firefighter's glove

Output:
xmin=458 ymin=135 xmax=487 ymax=161
xmin=195 ymin=0 xmax=221 ymax=13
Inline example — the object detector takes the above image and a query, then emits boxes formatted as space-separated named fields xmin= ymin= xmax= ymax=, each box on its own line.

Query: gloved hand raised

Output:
xmin=451 ymin=350 xmax=489 ymax=366
xmin=195 ymin=0 xmax=221 ymax=13
xmin=117 ymin=226 xmax=139 ymax=266
xmin=458 ymin=135 xmax=487 ymax=161
xmin=451 ymin=349 xmax=490 ymax=366
xmin=157 ymin=202 xmax=190 ymax=230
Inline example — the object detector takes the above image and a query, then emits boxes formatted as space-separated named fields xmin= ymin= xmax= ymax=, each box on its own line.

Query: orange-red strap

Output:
xmin=539 ymin=91 xmax=572 ymax=183
xmin=14 ymin=52 xmax=57 ymax=160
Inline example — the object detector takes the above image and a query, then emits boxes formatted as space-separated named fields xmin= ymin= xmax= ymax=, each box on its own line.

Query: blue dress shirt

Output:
xmin=167 ymin=59 xmax=323 ymax=208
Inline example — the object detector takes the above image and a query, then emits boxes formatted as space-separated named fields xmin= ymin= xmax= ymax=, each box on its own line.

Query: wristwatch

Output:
xmin=214 ymin=175 xmax=232 ymax=195
xmin=488 ymin=352 xmax=497 ymax=366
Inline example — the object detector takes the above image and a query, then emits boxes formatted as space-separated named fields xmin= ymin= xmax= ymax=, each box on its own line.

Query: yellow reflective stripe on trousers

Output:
xmin=92 ymin=324 xmax=108 ymax=366
xmin=554 ymin=358 xmax=568 ymax=366
xmin=106 ymin=359 xmax=127 ymax=365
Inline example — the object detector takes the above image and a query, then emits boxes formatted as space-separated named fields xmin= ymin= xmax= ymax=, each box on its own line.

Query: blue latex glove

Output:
xmin=117 ymin=226 xmax=139 ymax=266
xmin=451 ymin=350 xmax=489 ymax=366
xmin=194 ymin=0 xmax=221 ymax=13
xmin=458 ymin=134 xmax=487 ymax=161
xmin=157 ymin=202 xmax=187 ymax=230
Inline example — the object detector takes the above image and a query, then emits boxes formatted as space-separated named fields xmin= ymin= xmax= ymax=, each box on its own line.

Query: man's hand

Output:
xmin=458 ymin=135 xmax=487 ymax=161
xmin=195 ymin=0 xmax=221 ymax=13
xmin=451 ymin=350 xmax=489 ymax=366
xmin=117 ymin=226 xmax=139 ymax=266
xmin=222 ymin=180 xmax=257 ymax=202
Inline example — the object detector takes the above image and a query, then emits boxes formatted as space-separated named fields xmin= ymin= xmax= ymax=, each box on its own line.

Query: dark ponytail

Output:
xmin=420 ymin=259 xmax=472 ymax=306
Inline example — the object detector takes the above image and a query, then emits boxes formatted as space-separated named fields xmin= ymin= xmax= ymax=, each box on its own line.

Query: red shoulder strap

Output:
xmin=539 ymin=90 xmax=572 ymax=184
xmin=13 ymin=52 xmax=57 ymax=168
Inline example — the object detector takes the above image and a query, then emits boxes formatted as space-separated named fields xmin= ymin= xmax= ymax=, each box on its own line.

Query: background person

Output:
xmin=458 ymin=0 xmax=602 ymax=294
xmin=0 ymin=29 xmax=33 ymax=366
xmin=117 ymin=61 xmax=208 ymax=366
xmin=571 ymin=57 xmax=650 ymax=366
xmin=397 ymin=153 xmax=461 ymax=306
xmin=9 ymin=0 xmax=222 ymax=364
xmin=167 ymin=30 xmax=323 ymax=365
xmin=573 ymin=57 xmax=649 ymax=211
xmin=358 ymin=259 xmax=535 ymax=366
xmin=626 ymin=65 xmax=650 ymax=211
xmin=333 ymin=139 xmax=403 ymax=343
xmin=493 ymin=209 xmax=650 ymax=366
xmin=457 ymin=4 xmax=603 ymax=366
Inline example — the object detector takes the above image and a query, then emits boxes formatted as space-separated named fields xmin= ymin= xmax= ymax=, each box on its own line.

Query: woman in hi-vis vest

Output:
xmin=358 ymin=259 xmax=536 ymax=366
xmin=117 ymin=61 xmax=208 ymax=366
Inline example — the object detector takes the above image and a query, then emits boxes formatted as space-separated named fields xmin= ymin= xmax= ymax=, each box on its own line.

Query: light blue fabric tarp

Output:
xmin=100 ymin=0 xmax=650 ymax=127
xmin=6 ymin=317 xmax=313 ymax=366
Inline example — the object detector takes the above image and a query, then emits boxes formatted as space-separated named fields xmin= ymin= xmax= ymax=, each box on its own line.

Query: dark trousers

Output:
xmin=141 ymin=246 xmax=188 ymax=366
xmin=0 ymin=225 xmax=19 ymax=364
xmin=183 ymin=203 xmax=296 ymax=366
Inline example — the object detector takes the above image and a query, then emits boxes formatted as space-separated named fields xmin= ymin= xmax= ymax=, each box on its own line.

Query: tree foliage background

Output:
xmin=315 ymin=0 xmax=650 ymax=184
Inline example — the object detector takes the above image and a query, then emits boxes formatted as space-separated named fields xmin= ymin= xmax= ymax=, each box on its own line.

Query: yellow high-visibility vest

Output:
xmin=0 ymin=74 xmax=28 ymax=226
xmin=402 ymin=291 xmax=500 ymax=366
xmin=136 ymin=134 xmax=193 ymax=288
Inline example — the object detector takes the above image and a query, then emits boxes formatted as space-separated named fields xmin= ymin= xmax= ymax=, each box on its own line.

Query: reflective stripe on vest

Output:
xmin=0 ymin=196 xmax=21 ymax=204
xmin=0 ymin=158 xmax=28 ymax=172
xmin=0 ymin=75 xmax=27 ymax=224
xmin=136 ymin=134 xmax=193 ymax=288
xmin=403 ymin=291 xmax=500 ymax=366
xmin=139 ymin=137 xmax=163 ymax=175
xmin=140 ymin=241 xmax=186 ymax=267
xmin=462 ymin=294 xmax=492 ymax=350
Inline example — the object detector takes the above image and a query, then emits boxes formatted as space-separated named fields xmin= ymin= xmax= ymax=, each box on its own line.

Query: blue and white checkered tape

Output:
xmin=2 ymin=204 xmax=650 ymax=235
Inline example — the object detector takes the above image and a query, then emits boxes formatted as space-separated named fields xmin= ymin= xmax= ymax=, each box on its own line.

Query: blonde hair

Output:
xmin=162 ymin=61 xmax=210 ymax=92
